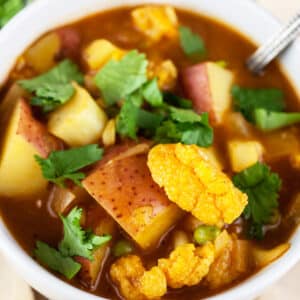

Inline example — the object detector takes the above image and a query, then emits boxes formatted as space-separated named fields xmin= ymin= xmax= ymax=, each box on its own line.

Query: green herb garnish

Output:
xmin=59 ymin=207 xmax=111 ymax=260
xmin=19 ymin=59 xmax=83 ymax=112
xmin=35 ymin=144 xmax=103 ymax=187
xmin=34 ymin=241 xmax=81 ymax=280
xmin=95 ymin=50 xmax=148 ymax=106
xmin=231 ymin=85 xmax=285 ymax=122
xmin=35 ymin=207 xmax=111 ymax=279
xmin=179 ymin=25 xmax=206 ymax=59
xmin=233 ymin=162 xmax=282 ymax=240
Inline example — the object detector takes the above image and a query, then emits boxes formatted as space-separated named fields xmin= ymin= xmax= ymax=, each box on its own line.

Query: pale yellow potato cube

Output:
xmin=132 ymin=6 xmax=178 ymax=43
xmin=0 ymin=99 xmax=60 ymax=198
xmin=24 ymin=32 xmax=61 ymax=73
xmin=48 ymin=83 xmax=108 ymax=147
xmin=83 ymin=39 xmax=125 ymax=70
xmin=228 ymin=140 xmax=264 ymax=172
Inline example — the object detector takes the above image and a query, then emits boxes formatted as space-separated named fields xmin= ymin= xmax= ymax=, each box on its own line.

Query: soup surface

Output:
xmin=0 ymin=5 xmax=300 ymax=300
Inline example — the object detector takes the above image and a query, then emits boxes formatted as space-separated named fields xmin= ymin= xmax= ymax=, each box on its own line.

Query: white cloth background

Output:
xmin=0 ymin=0 xmax=300 ymax=299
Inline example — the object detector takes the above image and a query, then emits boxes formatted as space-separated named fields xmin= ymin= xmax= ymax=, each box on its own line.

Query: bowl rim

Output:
xmin=0 ymin=1 xmax=300 ymax=300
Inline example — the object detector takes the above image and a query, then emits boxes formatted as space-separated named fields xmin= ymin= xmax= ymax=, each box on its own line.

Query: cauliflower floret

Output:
xmin=139 ymin=266 xmax=167 ymax=299
xmin=206 ymin=231 xmax=253 ymax=289
xmin=148 ymin=59 xmax=178 ymax=90
xmin=147 ymin=144 xmax=248 ymax=226
xmin=132 ymin=6 xmax=178 ymax=43
xmin=158 ymin=243 xmax=215 ymax=288
xmin=110 ymin=255 xmax=146 ymax=300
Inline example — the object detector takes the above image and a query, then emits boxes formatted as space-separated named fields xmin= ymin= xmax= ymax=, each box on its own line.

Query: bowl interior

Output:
xmin=0 ymin=1 xmax=300 ymax=300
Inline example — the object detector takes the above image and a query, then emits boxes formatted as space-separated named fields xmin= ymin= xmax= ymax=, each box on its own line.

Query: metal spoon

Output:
xmin=247 ymin=12 xmax=300 ymax=74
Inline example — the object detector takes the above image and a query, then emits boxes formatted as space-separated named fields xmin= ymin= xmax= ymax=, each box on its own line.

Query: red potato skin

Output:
xmin=181 ymin=64 xmax=214 ymax=119
xmin=17 ymin=99 xmax=62 ymax=158
xmin=56 ymin=28 xmax=81 ymax=60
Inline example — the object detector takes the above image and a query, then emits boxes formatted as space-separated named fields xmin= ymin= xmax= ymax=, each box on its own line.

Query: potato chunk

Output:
xmin=228 ymin=140 xmax=264 ymax=172
xmin=83 ymin=148 xmax=183 ymax=249
xmin=83 ymin=39 xmax=125 ymax=70
xmin=0 ymin=99 xmax=60 ymax=197
xmin=132 ymin=6 xmax=178 ymax=43
xmin=182 ymin=62 xmax=234 ymax=124
xmin=48 ymin=83 xmax=107 ymax=147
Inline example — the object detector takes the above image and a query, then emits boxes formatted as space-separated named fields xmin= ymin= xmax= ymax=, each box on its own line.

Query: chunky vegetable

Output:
xmin=0 ymin=0 xmax=24 ymax=27
xmin=148 ymin=144 xmax=248 ymax=226
xmin=113 ymin=240 xmax=134 ymax=257
xmin=179 ymin=25 xmax=206 ymax=59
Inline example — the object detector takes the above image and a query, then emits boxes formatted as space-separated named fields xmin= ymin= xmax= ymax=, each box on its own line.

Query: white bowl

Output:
xmin=0 ymin=1 xmax=300 ymax=300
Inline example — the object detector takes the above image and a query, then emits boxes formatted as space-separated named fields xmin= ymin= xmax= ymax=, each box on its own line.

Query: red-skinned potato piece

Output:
xmin=83 ymin=145 xmax=183 ymax=250
xmin=56 ymin=28 xmax=81 ymax=60
xmin=181 ymin=62 xmax=234 ymax=124
xmin=75 ymin=204 xmax=116 ymax=290
xmin=0 ymin=98 xmax=62 ymax=198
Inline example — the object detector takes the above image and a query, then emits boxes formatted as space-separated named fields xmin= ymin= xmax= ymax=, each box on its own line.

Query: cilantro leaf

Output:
xmin=233 ymin=162 xmax=282 ymax=239
xmin=95 ymin=50 xmax=148 ymax=106
xmin=179 ymin=26 xmax=206 ymax=59
xmin=155 ymin=110 xmax=213 ymax=147
xmin=35 ymin=144 xmax=103 ymax=187
xmin=34 ymin=241 xmax=81 ymax=280
xmin=0 ymin=0 xmax=24 ymax=28
xmin=59 ymin=207 xmax=111 ymax=260
xmin=142 ymin=78 xmax=163 ymax=107
xmin=163 ymin=92 xmax=193 ymax=109
xmin=253 ymin=109 xmax=300 ymax=131
xmin=19 ymin=60 xmax=83 ymax=112
xmin=116 ymin=97 xmax=163 ymax=139
xmin=231 ymin=85 xmax=285 ymax=122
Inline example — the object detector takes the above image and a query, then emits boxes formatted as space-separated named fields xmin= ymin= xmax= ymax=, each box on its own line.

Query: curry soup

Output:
xmin=0 ymin=5 xmax=300 ymax=300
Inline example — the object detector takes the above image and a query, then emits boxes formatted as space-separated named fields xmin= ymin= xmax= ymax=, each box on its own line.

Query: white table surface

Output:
xmin=1 ymin=0 xmax=300 ymax=299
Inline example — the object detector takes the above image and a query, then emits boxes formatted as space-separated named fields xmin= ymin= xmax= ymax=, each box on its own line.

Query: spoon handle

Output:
xmin=247 ymin=12 xmax=300 ymax=74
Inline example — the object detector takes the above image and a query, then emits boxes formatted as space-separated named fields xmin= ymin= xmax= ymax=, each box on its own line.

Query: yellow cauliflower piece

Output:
xmin=148 ymin=59 xmax=178 ymax=90
xmin=132 ymin=6 xmax=178 ymax=43
xmin=147 ymin=144 xmax=248 ymax=226
xmin=158 ymin=243 xmax=214 ymax=288
xmin=110 ymin=255 xmax=146 ymax=300
xmin=139 ymin=266 xmax=167 ymax=299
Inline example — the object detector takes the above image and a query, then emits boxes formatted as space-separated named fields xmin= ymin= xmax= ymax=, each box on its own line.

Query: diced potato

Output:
xmin=172 ymin=230 xmax=190 ymax=248
xmin=24 ymin=32 xmax=61 ymax=73
xmin=131 ymin=6 xmax=178 ymax=43
xmin=182 ymin=62 xmax=234 ymax=124
xmin=48 ymin=83 xmax=108 ymax=147
xmin=83 ymin=151 xmax=183 ymax=249
xmin=228 ymin=140 xmax=264 ymax=172
xmin=83 ymin=39 xmax=125 ymax=70
xmin=76 ymin=209 xmax=116 ymax=290
xmin=253 ymin=243 xmax=290 ymax=267
xmin=0 ymin=99 xmax=60 ymax=198
xmin=148 ymin=59 xmax=178 ymax=90
xmin=263 ymin=128 xmax=299 ymax=162
xmin=102 ymin=119 xmax=116 ymax=147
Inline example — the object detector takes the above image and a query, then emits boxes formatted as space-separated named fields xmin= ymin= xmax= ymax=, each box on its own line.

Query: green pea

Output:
xmin=193 ymin=225 xmax=221 ymax=245
xmin=113 ymin=240 xmax=134 ymax=257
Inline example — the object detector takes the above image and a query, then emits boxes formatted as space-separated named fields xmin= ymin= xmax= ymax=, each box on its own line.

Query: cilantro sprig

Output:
xmin=35 ymin=144 xmax=103 ymax=187
xmin=95 ymin=50 xmax=148 ymax=106
xmin=35 ymin=207 xmax=111 ymax=279
xmin=233 ymin=162 xmax=282 ymax=240
xmin=179 ymin=25 xmax=206 ymax=59
xmin=19 ymin=59 xmax=83 ymax=112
